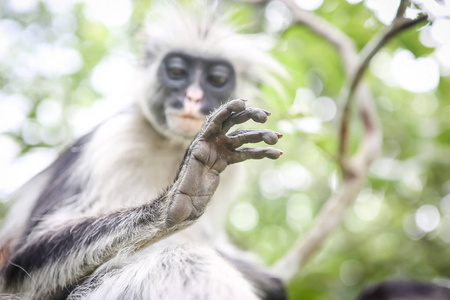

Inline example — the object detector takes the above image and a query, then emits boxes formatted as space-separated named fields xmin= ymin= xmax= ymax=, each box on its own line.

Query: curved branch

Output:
xmin=340 ymin=13 xmax=428 ymax=168
xmin=351 ymin=14 xmax=428 ymax=96
xmin=272 ymin=0 xmax=426 ymax=282
xmin=280 ymin=0 xmax=358 ymax=73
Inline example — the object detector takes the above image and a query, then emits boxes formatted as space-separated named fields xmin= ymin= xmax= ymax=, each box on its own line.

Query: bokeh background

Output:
xmin=1 ymin=0 xmax=450 ymax=299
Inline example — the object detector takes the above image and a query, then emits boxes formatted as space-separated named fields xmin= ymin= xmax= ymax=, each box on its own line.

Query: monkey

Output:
xmin=0 ymin=3 xmax=288 ymax=300
xmin=356 ymin=280 xmax=450 ymax=300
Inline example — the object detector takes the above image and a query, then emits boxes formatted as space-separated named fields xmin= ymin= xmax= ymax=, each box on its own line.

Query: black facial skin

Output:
xmin=157 ymin=50 xmax=236 ymax=116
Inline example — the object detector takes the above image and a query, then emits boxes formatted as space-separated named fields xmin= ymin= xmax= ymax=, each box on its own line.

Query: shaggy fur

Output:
xmin=0 ymin=3 xmax=286 ymax=300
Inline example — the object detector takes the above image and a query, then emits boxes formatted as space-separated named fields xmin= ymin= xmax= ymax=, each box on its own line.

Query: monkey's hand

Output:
xmin=167 ymin=99 xmax=282 ymax=226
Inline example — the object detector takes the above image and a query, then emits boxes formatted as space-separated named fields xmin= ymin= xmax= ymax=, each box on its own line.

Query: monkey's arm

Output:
xmin=167 ymin=99 xmax=282 ymax=226
xmin=0 ymin=99 xmax=282 ymax=297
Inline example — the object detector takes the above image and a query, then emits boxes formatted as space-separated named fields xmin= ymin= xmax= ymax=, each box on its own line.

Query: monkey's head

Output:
xmin=137 ymin=4 xmax=285 ymax=141
xmin=155 ymin=50 xmax=236 ymax=138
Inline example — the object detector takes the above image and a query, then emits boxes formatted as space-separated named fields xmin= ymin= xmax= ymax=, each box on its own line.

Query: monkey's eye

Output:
xmin=168 ymin=67 xmax=187 ymax=79
xmin=207 ymin=74 xmax=227 ymax=87
xmin=207 ymin=65 xmax=231 ymax=88
xmin=166 ymin=56 xmax=188 ymax=80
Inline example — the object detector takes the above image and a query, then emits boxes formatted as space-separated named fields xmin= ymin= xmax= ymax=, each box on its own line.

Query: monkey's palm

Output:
xmin=168 ymin=99 xmax=282 ymax=226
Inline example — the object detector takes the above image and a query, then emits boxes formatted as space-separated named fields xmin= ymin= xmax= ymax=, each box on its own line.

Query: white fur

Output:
xmin=138 ymin=2 xmax=287 ymax=138
xmin=68 ymin=244 xmax=259 ymax=300
xmin=143 ymin=2 xmax=286 ymax=97
xmin=0 ymin=168 xmax=52 ymax=255
xmin=5 ymin=107 xmax=247 ymax=298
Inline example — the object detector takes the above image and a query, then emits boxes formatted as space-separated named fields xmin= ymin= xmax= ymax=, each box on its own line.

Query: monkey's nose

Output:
xmin=187 ymin=95 xmax=201 ymax=103
xmin=185 ymin=85 xmax=204 ymax=103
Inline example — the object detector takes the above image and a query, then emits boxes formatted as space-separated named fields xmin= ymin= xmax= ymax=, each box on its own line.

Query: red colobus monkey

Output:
xmin=0 ymin=3 xmax=286 ymax=300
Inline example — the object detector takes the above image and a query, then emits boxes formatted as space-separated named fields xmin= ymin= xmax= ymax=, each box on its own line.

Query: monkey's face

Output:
xmin=156 ymin=51 xmax=236 ymax=138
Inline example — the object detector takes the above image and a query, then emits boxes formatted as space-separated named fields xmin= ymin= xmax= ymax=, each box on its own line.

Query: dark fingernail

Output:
xmin=263 ymin=110 xmax=271 ymax=116
xmin=276 ymin=132 xmax=283 ymax=138
xmin=280 ymin=151 xmax=284 ymax=155
xmin=240 ymin=98 xmax=248 ymax=102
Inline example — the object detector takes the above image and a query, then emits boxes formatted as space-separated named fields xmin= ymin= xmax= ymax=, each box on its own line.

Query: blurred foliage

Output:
xmin=1 ymin=1 xmax=450 ymax=299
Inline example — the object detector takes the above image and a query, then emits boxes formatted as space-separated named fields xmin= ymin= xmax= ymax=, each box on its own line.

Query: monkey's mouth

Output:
xmin=166 ymin=112 xmax=206 ymax=137
xmin=173 ymin=111 xmax=205 ymax=122
xmin=179 ymin=114 xmax=202 ymax=120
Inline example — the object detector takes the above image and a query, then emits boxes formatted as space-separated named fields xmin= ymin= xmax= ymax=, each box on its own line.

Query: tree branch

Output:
xmin=340 ymin=13 xmax=428 ymax=170
xmin=272 ymin=0 xmax=426 ymax=282
xmin=280 ymin=0 xmax=358 ymax=73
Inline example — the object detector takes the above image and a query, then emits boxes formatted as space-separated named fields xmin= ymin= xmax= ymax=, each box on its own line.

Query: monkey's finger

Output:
xmin=226 ymin=129 xmax=282 ymax=148
xmin=222 ymin=108 xmax=270 ymax=133
xmin=227 ymin=147 xmax=283 ymax=164
xmin=203 ymin=99 xmax=247 ymax=138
